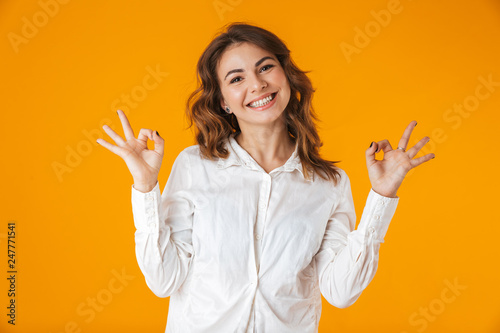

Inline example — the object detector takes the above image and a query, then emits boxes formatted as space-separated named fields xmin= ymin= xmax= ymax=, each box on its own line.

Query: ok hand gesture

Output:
xmin=365 ymin=121 xmax=435 ymax=198
xmin=97 ymin=110 xmax=164 ymax=192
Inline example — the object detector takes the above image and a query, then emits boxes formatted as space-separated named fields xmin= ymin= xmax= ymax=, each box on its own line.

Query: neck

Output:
xmin=235 ymin=123 xmax=296 ymax=166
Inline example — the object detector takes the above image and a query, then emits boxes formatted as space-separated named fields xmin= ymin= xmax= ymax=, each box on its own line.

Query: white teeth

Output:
xmin=249 ymin=94 xmax=275 ymax=107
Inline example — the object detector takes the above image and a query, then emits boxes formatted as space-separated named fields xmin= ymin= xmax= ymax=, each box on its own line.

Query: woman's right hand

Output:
xmin=97 ymin=109 xmax=164 ymax=193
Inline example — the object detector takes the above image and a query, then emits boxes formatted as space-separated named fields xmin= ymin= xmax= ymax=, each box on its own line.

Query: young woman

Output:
xmin=97 ymin=22 xmax=434 ymax=333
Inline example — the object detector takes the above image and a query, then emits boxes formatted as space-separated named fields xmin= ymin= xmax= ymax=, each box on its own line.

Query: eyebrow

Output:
xmin=224 ymin=56 xmax=275 ymax=81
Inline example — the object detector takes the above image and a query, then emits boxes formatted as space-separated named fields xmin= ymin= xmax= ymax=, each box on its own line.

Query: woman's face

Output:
xmin=217 ymin=42 xmax=291 ymax=131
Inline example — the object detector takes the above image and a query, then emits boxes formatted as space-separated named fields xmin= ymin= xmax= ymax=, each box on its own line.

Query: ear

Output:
xmin=220 ymin=99 xmax=226 ymax=110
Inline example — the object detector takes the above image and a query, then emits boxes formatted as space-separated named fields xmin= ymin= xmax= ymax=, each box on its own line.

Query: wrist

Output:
xmin=133 ymin=180 xmax=158 ymax=193
xmin=372 ymin=188 xmax=398 ymax=198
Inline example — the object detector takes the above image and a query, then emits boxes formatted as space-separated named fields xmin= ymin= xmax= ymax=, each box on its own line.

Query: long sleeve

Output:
xmin=314 ymin=170 xmax=399 ymax=308
xmin=131 ymin=150 xmax=195 ymax=298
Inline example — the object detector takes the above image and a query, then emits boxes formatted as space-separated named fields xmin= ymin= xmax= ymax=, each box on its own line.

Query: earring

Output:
xmin=225 ymin=106 xmax=231 ymax=114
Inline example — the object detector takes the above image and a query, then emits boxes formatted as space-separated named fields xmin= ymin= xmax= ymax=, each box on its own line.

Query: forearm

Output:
xmin=134 ymin=228 xmax=192 ymax=298
xmin=131 ymin=181 xmax=193 ymax=298
xmin=316 ymin=186 xmax=399 ymax=308
xmin=316 ymin=230 xmax=381 ymax=308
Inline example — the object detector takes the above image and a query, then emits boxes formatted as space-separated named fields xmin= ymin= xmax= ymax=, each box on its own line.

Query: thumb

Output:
xmin=153 ymin=131 xmax=165 ymax=156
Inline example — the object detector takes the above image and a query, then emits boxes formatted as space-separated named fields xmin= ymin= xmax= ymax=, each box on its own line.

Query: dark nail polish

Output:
xmin=156 ymin=131 xmax=160 ymax=137
xmin=369 ymin=142 xmax=373 ymax=148
xmin=414 ymin=122 xmax=417 ymax=127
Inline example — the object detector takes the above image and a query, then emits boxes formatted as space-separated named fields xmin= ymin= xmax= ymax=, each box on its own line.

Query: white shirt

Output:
xmin=131 ymin=132 xmax=399 ymax=333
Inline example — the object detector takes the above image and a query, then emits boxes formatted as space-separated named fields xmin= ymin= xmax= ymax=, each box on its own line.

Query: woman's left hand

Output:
xmin=365 ymin=120 xmax=435 ymax=198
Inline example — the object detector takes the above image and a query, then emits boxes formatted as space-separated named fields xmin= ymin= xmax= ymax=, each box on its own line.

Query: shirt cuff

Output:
xmin=131 ymin=181 xmax=161 ymax=233
xmin=357 ymin=188 xmax=399 ymax=241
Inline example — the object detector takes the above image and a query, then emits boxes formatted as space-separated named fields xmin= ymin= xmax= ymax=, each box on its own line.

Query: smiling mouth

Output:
xmin=247 ymin=92 xmax=277 ymax=108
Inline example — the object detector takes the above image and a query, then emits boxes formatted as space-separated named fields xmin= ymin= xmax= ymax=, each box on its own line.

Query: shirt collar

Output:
xmin=217 ymin=132 xmax=314 ymax=182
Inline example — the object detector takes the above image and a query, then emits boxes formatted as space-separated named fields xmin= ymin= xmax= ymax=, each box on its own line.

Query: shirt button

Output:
xmin=147 ymin=208 xmax=154 ymax=216
xmin=368 ymin=227 xmax=375 ymax=234
xmin=147 ymin=196 xmax=154 ymax=201
xmin=255 ymin=234 xmax=261 ymax=240
xmin=377 ymin=200 xmax=384 ymax=205
xmin=373 ymin=215 xmax=380 ymax=220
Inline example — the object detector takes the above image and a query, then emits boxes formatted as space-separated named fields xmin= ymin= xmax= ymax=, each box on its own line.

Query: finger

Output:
xmin=103 ymin=125 xmax=126 ymax=146
xmin=366 ymin=141 xmax=378 ymax=168
xmin=137 ymin=128 xmax=154 ymax=145
xmin=153 ymin=131 xmax=164 ymax=156
xmin=406 ymin=136 xmax=430 ymax=159
xmin=96 ymin=138 xmax=125 ymax=157
xmin=396 ymin=120 xmax=417 ymax=150
xmin=410 ymin=152 xmax=435 ymax=169
xmin=375 ymin=139 xmax=393 ymax=153
xmin=117 ymin=109 xmax=135 ymax=141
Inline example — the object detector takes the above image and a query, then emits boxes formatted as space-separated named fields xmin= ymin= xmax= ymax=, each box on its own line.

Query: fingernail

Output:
xmin=156 ymin=131 xmax=160 ymax=137
xmin=432 ymin=155 xmax=435 ymax=159
xmin=414 ymin=122 xmax=417 ymax=127
xmin=369 ymin=142 xmax=373 ymax=148
xmin=96 ymin=140 xmax=100 ymax=145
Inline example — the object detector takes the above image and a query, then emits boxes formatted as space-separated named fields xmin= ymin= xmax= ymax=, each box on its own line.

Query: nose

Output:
xmin=249 ymin=73 xmax=267 ymax=92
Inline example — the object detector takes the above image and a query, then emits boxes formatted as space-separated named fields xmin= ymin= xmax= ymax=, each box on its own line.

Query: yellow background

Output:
xmin=1 ymin=0 xmax=499 ymax=332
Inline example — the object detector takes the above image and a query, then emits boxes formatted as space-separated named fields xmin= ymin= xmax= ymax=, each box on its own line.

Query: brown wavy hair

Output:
xmin=185 ymin=22 xmax=342 ymax=185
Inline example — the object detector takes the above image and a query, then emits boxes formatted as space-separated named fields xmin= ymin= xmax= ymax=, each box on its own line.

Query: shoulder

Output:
xmin=336 ymin=167 xmax=349 ymax=184
xmin=314 ymin=165 xmax=348 ymax=185
xmin=178 ymin=144 xmax=217 ymax=160
xmin=335 ymin=167 xmax=351 ymax=191
xmin=179 ymin=144 xmax=201 ymax=158
xmin=316 ymin=166 xmax=350 ymax=198
xmin=178 ymin=136 xmax=232 ymax=163
xmin=176 ymin=144 xmax=219 ymax=167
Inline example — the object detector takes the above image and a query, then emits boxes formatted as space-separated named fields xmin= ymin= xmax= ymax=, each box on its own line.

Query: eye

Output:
xmin=260 ymin=64 xmax=274 ymax=72
xmin=230 ymin=76 xmax=242 ymax=84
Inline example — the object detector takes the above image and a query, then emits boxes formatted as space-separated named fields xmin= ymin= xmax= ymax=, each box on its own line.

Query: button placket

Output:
xmin=255 ymin=174 xmax=271 ymax=238
xmin=368 ymin=196 xmax=390 ymax=237
xmin=254 ymin=173 xmax=272 ymax=274
xmin=145 ymin=194 xmax=157 ymax=232
xmin=366 ymin=199 xmax=382 ymax=237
